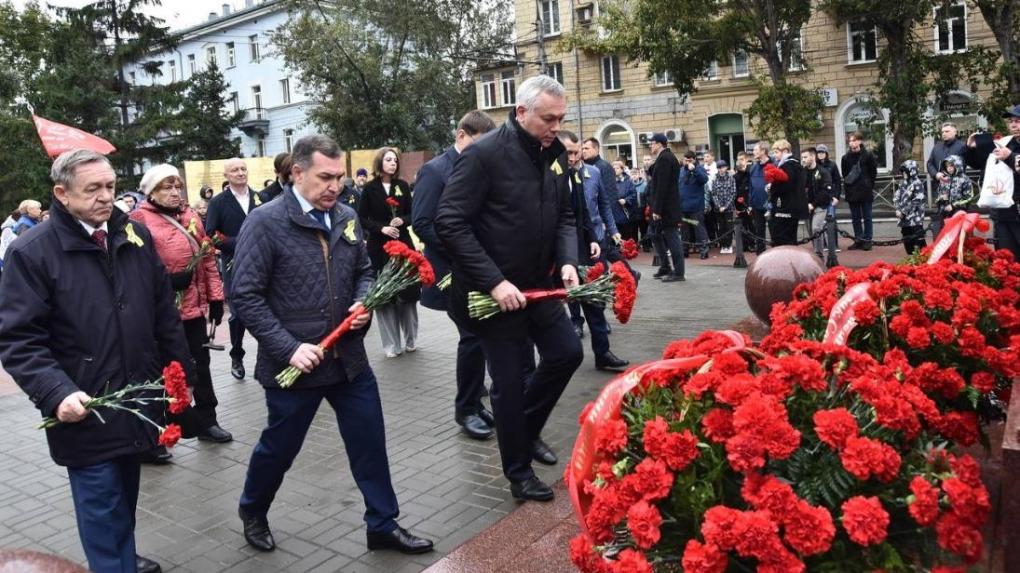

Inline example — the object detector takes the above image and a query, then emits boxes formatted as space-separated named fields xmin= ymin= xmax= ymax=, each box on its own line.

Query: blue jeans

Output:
xmin=240 ymin=369 xmax=400 ymax=533
xmin=848 ymin=201 xmax=873 ymax=242
xmin=67 ymin=457 xmax=140 ymax=573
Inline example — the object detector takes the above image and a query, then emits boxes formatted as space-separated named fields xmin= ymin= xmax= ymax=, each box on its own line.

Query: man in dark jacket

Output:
xmin=412 ymin=110 xmax=497 ymax=440
xmin=648 ymin=134 xmax=685 ymax=281
xmin=679 ymin=151 xmax=710 ymax=258
xmin=231 ymin=135 xmax=432 ymax=555
xmin=435 ymin=75 xmax=583 ymax=502
xmin=927 ymin=122 xmax=968 ymax=192
xmin=840 ymin=132 xmax=878 ymax=250
xmin=0 ymin=149 xmax=193 ymax=573
xmin=802 ymin=147 xmax=837 ymax=259
xmin=581 ymin=137 xmax=621 ymax=243
xmin=206 ymin=157 xmax=262 ymax=379
xmin=748 ymin=142 xmax=772 ymax=254
xmin=339 ymin=167 xmax=367 ymax=210
xmin=768 ymin=139 xmax=807 ymax=246
xmin=258 ymin=152 xmax=291 ymax=203
xmin=966 ymin=105 xmax=1020 ymax=260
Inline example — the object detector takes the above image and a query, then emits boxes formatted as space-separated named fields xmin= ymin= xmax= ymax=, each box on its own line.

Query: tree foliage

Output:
xmin=171 ymin=62 xmax=243 ymax=163
xmin=565 ymin=0 xmax=823 ymax=151
xmin=969 ymin=0 xmax=1020 ymax=130
xmin=274 ymin=0 xmax=513 ymax=152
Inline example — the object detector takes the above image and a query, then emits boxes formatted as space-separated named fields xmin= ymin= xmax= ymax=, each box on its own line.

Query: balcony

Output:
xmin=238 ymin=107 xmax=269 ymax=137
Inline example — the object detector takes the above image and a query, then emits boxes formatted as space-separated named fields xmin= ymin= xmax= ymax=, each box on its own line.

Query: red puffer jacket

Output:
xmin=130 ymin=202 xmax=224 ymax=321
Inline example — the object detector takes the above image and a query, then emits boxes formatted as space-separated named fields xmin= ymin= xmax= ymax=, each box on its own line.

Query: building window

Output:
xmin=230 ymin=92 xmax=239 ymax=113
xmin=226 ymin=42 xmax=236 ymax=67
xmin=733 ymin=50 xmax=749 ymax=78
xmin=601 ymin=55 xmax=621 ymax=92
xmin=206 ymin=46 xmax=217 ymax=66
xmin=188 ymin=54 xmax=196 ymax=75
xmin=251 ymin=85 xmax=263 ymax=118
xmin=480 ymin=74 xmax=497 ymax=108
xmin=541 ymin=0 xmax=560 ymax=36
xmin=500 ymin=71 xmax=516 ymax=106
xmin=784 ymin=29 xmax=805 ymax=71
xmin=280 ymin=78 xmax=291 ymax=104
xmin=256 ymin=136 xmax=266 ymax=157
xmin=701 ymin=60 xmax=718 ymax=80
xmin=653 ymin=70 xmax=672 ymax=87
xmin=935 ymin=1 xmax=967 ymax=53
xmin=249 ymin=34 xmax=261 ymax=62
xmin=848 ymin=22 xmax=878 ymax=63
xmin=842 ymin=102 xmax=889 ymax=171
xmin=547 ymin=62 xmax=564 ymax=85
xmin=169 ymin=60 xmax=177 ymax=82
xmin=284 ymin=129 xmax=294 ymax=153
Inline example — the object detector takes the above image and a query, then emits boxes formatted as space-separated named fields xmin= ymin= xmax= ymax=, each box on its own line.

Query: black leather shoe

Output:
xmin=573 ymin=324 xmax=584 ymax=338
xmin=366 ymin=526 xmax=434 ymax=554
xmin=136 ymin=555 xmax=161 ymax=573
xmin=478 ymin=408 xmax=495 ymax=426
xmin=510 ymin=476 xmax=555 ymax=502
xmin=239 ymin=507 xmax=275 ymax=552
xmin=595 ymin=351 xmax=630 ymax=372
xmin=662 ymin=273 xmax=686 ymax=283
xmin=138 ymin=446 xmax=172 ymax=465
xmin=456 ymin=414 xmax=494 ymax=440
xmin=531 ymin=438 xmax=557 ymax=465
xmin=652 ymin=267 xmax=671 ymax=279
xmin=700 ymin=251 xmax=710 ymax=259
xmin=197 ymin=424 xmax=233 ymax=443
xmin=861 ymin=241 xmax=873 ymax=251
xmin=847 ymin=241 xmax=862 ymax=250
xmin=231 ymin=359 xmax=245 ymax=380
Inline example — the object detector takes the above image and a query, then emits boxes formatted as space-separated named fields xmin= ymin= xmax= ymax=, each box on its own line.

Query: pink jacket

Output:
xmin=130 ymin=202 xmax=224 ymax=321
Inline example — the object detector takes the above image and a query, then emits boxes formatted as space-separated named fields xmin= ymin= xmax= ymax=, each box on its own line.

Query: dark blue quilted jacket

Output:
xmin=231 ymin=188 xmax=375 ymax=389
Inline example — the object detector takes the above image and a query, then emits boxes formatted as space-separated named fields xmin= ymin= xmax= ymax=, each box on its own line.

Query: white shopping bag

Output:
xmin=978 ymin=140 xmax=1015 ymax=209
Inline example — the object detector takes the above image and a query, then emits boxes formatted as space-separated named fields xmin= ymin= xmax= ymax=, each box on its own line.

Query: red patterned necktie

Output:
xmin=91 ymin=229 xmax=108 ymax=252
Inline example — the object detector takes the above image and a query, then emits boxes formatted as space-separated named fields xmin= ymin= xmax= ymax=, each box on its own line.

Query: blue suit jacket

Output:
xmin=412 ymin=146 xmax=458 ymax=311
xmin=579 ymin=164 xmax=609 ymax=243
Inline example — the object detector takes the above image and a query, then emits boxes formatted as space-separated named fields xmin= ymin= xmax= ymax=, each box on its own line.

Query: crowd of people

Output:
xmin=0 ymin=71 xmax=1017 ymax=573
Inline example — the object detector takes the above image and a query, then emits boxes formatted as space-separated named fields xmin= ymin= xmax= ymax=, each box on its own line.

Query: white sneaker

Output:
xmin=405 ymin=345 xmax=417 ymax=353
xmin=720 ymin=247 xmax=732 ymax=254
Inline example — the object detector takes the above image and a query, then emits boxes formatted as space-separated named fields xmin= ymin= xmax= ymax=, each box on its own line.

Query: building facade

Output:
xmin=479 ymin=0 xmax=998 ymax=178
xmin=124 ymin=0 xmax=315 ymax=162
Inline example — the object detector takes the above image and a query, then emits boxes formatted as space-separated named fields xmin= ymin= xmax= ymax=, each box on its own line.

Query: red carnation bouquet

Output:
xmin=466 ymin=261 xmax=636 ymax=323
xmin=275 ymin=240 xmax=435 ymax=387
xmin=38 ymin=361 xmax=191 ymax=448
xmin=620 ymin=238 xmax=639 ymax=260
xmin=385 ymin=196 xmax=400 ymax=218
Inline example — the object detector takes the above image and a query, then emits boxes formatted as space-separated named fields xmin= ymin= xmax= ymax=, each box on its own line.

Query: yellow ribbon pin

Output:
xmin=394 ymin=186 xmax=404 ymax=197
xmin=343 ymin=219 xmax=358 ymax=243
xmin=187 ymin=218 xmax=198 ymax=236
xmin=574 ymin=172 xmax=582 ymax=184
xmin=551 ymin=159 xmax=563 ymax=175
xmin=124 ymin=223 xmax=144 ymax=247
xmin=253 ymin=194 xmax=262 ymax=206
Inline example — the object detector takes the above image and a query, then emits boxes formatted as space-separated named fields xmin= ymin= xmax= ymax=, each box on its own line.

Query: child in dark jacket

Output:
xmin=894 ymin=159 xmax=928 ymax=255
xmin=711 ymin=161 xmax=737 ymax=253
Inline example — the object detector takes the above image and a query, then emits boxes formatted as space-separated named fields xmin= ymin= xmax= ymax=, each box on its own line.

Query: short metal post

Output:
xmin=733 ymin=212 xmax=747 ymax=268
xmin=825 ymin=213 xmax=839 ymax=268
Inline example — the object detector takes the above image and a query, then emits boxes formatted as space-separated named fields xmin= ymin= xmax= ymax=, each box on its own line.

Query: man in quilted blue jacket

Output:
xmin=231 ymin=135 xmax=433 ymax=555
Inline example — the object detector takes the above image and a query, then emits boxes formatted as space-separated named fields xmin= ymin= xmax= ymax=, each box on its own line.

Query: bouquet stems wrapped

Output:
xmin=275 ymin=241 xmax=435 ymax=388
xmin=467 ymin=261 xmax=636 ymax=323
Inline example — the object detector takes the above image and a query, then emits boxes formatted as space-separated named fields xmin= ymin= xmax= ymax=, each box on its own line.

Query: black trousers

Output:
xmin=995 ymin=219 xmax=1020 ymax=261
xmin=175 ymin=317 xmax=219 ymax=435
xmin=478 ymin=308 xmax=583 ymax=482
xmin=617 ymin=222 xmax=638 ymax=242
xmin=769 ymin=215 xmax=799 ymax=246
xmin=751 ymin=209 xmax=768 ymax=252
xmin=454 ymin=323 xmax=487 ymax=419
xmin=222 ymin=258 xmax=246 ymax=360
xmin=901 ymin=225 xmax=927 ymax=256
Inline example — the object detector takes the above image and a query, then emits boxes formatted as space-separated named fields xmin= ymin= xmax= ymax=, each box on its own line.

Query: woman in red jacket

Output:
xmin=132 ymin=164 xmax=232 ymax=445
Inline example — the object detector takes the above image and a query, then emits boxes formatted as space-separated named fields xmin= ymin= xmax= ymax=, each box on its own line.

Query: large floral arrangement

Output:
xmin=568 ymin=226 xmax=1018 ymax=572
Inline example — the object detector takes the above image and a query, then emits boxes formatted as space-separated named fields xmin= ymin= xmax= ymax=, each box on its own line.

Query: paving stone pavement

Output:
xmin=0 ymin=249 xmax=822 ymax=573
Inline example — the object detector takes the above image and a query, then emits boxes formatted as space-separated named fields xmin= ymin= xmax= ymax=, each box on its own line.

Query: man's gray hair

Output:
xmin=291 ymin=135 xmax=342 ymax=170
xmin=516 ymin=75 xmax=566 ymax=111
xmin=50 ymin=149 xmax=112 ymax=188
xmin=755 ymin=140 xmax=771 ymax=154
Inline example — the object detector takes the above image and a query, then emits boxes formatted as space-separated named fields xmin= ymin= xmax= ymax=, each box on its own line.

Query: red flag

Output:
xmin=32 ymin=115 xmax=116 ymax=159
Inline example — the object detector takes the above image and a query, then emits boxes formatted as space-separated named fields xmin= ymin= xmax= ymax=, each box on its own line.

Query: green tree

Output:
xmin=274 ymin=0 xmax=513 ymax=151
xmin=969 ymin=0 xmax=1020 ymax=128
xmin=565 ymin=0 xmax=823 ymax=151
xmin=171 ymin=62 xmax=243 ymax=162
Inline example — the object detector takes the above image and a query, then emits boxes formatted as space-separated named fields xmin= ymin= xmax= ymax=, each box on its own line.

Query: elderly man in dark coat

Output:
xmin=435 ymin=75 xmax=584 ymax=502
xmin=230 ymin=135 xmax=432 ymax=555
xmin=412 ymin=110 xmax=498 ymax=440
xmin=648 ymin=133 xmax=685 ymax=281
xmin=0 ymin=149 xmax=194 ymax=573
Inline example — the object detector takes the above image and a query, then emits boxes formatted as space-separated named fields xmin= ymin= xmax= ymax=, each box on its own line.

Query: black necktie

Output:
xmin=310 ymin=209 xmax=329 ymax=231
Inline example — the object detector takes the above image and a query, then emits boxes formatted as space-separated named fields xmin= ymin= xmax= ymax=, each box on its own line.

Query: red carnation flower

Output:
xmin=681 ymin=539 xmax=727 ymax=573
xmin=642 ymin=416 xmax=699 ymax=471
xmin=621 ymin=238 xmax=639 ymax=260
xmin=936 ymin=512 xmax=983 ymax=564
xmin=970 ymin=371 xmax=996 ymax=393
xmin=626 ymin=501 xmax=663 ymax=549
xmin=841 ymin=496 xmax=889 ymax=546
xmin=783 ymin=500 xmax=835 ymax=556
xmin=594 ymin=418 xmax=629 ymax=455
xmin=908 ymin=476 xmax=940 ymax=526
xmin=840 ymin=436 xmax=901 ymax=483
xmin=610 ymin=261 xmax=637 ymax=324
xmin=950 ymin=454 xmax=983 ymax=488
xmin=701 ymin=506 xmax=743 ymax=550
xmin=941 ymin=477 xmax=990 ymax=528
xmin=569 ymin=534 xmax=611 ymax=573
xmin=158 ymin=423 xmax=182 ymax=448
xmin=586 ymin=262 xmax=606 ymax=283
xmin=630 ymin=458 xmax=673 ymax=502
xmin=813 ymin=408 xmax=858 ymax=451
xmin=701 ymin=408 xmax=735 ymax=443
xmin=934 ymin=411 xmax=979 ymax=446
xmin=852 ymin=298 xmax=880 ymax=327
xmin=162 ymin=361 xmax=190 ymax=414
xmin=385 ymin=196 xmax=400 ymax=208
